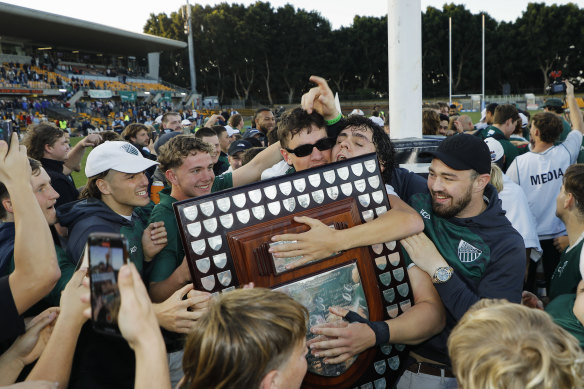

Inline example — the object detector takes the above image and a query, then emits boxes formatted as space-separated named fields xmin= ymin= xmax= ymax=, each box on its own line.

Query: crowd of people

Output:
xmin=1 ymin=74 xmax=584 ymax=389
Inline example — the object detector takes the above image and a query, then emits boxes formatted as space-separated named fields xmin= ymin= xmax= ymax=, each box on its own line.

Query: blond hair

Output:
xmin=448 ymin=299 xmax=584 ymax=389
xmin=181 ymin=288 xmax=308 ymax=389
xmin=489 ymin=163 xmax=504 ymax=192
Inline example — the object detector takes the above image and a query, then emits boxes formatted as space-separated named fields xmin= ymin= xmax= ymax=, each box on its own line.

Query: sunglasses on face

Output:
xmin=284 ymin=137 xmax=335 ymax=157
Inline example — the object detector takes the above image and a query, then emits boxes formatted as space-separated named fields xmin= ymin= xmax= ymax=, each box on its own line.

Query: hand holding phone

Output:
xmin=0 ymin=121 xmax=12 ymax=149
xmin=88 ymin=233 xmax=129 ymax=336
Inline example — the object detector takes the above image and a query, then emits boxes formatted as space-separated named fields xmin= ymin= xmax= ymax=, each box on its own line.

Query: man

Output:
xmin=147 ymin=134 xmax=283 ymax=303
xmin=475 ymin=104 xmax=528 ymax=171
xmin=227 ymin=139 xmax=253 ymax=172
xmin=181 ymin=288 xmax=309 ymax=389
xmin=454 ymin=115 xmax=474 ymax=133
xmin=438 ymin=113 xmax=450 ymax=136
xmin=507 ymin=81 xmax=584 ymax=294
xmin=112 ymin=115 xmax=124 ymax=133
xmin=212 ymin=125 xmax=232 ymax=175
xmin=0 ymin=136 xmax=60 ymax=339
xmin=194 ymin=127 xmax=223 ymax=175
xmin=57 ymin=141 xmax=207 ymax=389
xmin=121 ymin=122 xmax=155 ymax=160
xmin=448 ymin=104 xmax=458 ymax=117
xmin=542 ymin=97 xmax=573 ymax=142
xmin=154 ymin=112 xmax=183 ymax=154
xmin=474 ymin=102 xmax=498 ymax=131
xmin=243 ymin=108 xmax=275 ymax=145
xmin=23 ymin=122 xmax=99 ymax=208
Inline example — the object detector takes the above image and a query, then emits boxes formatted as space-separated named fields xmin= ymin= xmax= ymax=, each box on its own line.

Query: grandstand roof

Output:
xmin=0 ymin=2 xmax=187 ymax=56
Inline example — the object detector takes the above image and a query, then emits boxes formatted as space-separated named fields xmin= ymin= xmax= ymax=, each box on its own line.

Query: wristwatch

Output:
xmin=432 ymin=266 xmax=454 ymax=283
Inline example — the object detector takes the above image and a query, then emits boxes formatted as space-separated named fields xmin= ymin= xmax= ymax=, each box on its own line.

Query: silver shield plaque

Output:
xmin=354 ymin=179 xmax=366 ymax=193
xmin=372 ymin=243 xmax=383 ymax=254
xmin=268 ymin=201 xmax=281 ymax=215
xmin=364 ymin=159 xmax=376 ymax=173
xmin=207 ymin=236 xmax=222 ymax=251
xmin=282 ymin=198 xmax=296 ymax=212
xmin=400 ymin=299 xmax=412 ymax=312
xmin=248 ymin=189 xmax=262 ymax=204
xmin=223 ymin=286 xmax=235 ymax=293
xmin=340 ymin=182 xmax=352 ymax=196
xmin=293 ymin=178 xmax=306 ymax=193
xmin=374 ymin=378 xmax=387 ymax=389
xmin=395 ymin=343 xmax=406 ymax=352
xmin=397 ymin=283 xmax=409 ymax=297
xmin=351 ymin=162 xmax=363 ymax=176
xmin=385 ymin=241 xmax=397 ymax=251
xmin=311 ymin=190 xmax=324 ymax=204
xmin=376 ymin=206 xmax=388 ymax=216
xmin=203 ymin=218 xmax=217 ymax=233
xmin=213 ymin=253 xmax=227 ymax=269
xmin=387 ymin=304 xmax=399 ymax=318
xmin=200 ymin=201 xmax=214 ymax=217
xmin=297 ymin=194 xmax=310 ymax=208
xmin=358 ymin=193 xmax=371 ymax=207
xmin=379 ymin=272 xmax=392 ymax=286
xmin=264 ymin=185 xmax=277 ymax=200
xmin=201 ymin=275 xmax=215 ymax=291
xmin=337 ymin=166 xmax=349 ymax=180
xmin=187 ymin=222 xmax=201 ymax=238
xmin=219 ymin=214 xmax=234 ymax=229
xmin=375 ymin=256 xmax=387 ymax=270
xmin=374 ymin=360 xmax=387 ymax=375
xmin=368 ymin=175 xmax=381 ymax=189
xmin=308 ymin=173 xmax=321 ymax=187
xmin=191 ymin=239 xmax=206 ymax=255
xmin=393 ymin=267 xmax=405 ymax=282
xmin=216 ymin=197 xmax=231 ymax=212
xmin=326 ymin=186 xmax=339 ymax=200
xmin=383 ymin=288 xmax=395 ymax=303
xmin=183 ymin=205 xmax=198 ymax=221
xmin=362 ymin=210 xmax=374 ymax=222
xmin=323 ymin=170 xmax=336 ymax=184
xmin=372 ymin=190 xmax=384 ymax=204
xmin=236 ymin=209 xmax=250 ymax=224
xmin=388 ymin=252 xmax=400 ymax=266
xmin=279 ymin=181 xmax=292 ymax=196
xmin=195 ymin=257 xmax=211 ymax=273
xmin=388 ymin=356 xmax=400 ymax=371
xmin=218 ymin=270 xmax=232 ymax=286
xmin=252 ymin=205 xmax=265 ymax=220
xmin=232 ymin=193 xmax=246 ymax=208
xmin=381 ymin=344 xmax=393 ymax=355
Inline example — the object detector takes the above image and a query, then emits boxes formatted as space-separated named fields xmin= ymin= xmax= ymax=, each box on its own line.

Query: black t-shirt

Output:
xmin=41 ymin=158 xmax=79 ymax=208
xmin=0 ymin=275 xmax=25 ymax=342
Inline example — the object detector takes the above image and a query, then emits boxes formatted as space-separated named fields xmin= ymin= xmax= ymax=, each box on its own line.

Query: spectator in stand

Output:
xmin=22 ymin=123 xmax=100 ymax=208
xmin=507 ymin=81 xmax=584 ymax=295
xmin=180 ymin=288 xmax=308 ymax=389
xmin=448 ymin=299 xmax=584 ymax=389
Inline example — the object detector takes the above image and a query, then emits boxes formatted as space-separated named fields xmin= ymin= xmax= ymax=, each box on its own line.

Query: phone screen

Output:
xmin=0 ymin=121 xmax=12 ymax=148
xmin=88 ymin=233 xmax=129 ymax=336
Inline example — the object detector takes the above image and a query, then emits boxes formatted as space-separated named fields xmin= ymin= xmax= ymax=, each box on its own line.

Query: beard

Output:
xmin=431 ymin=184 xmax=473 ymax=219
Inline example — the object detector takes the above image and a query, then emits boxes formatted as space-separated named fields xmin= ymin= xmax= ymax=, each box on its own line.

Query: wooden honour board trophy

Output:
xmin=174 ymin=153 xmax=414 ymax=389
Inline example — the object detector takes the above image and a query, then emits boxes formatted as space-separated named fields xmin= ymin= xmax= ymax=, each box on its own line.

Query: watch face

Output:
xmin=435 ymin=267 xmax=452 ymax=282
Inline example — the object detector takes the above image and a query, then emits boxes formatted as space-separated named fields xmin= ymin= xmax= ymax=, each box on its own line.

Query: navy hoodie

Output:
xmin=0 ymin=222 xmax=14 ymax=276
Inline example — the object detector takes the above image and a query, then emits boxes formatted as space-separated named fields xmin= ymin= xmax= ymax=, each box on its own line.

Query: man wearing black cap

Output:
xmin=227 ymin=139 xmax=252 ymax=172
xmin=395 ymin=134 xmax=525 ymax=388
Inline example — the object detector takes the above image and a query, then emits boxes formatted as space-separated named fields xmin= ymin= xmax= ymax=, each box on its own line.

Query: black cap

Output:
xmin=228 ymin=140 xmax=253 ymax=156
xmin=420 ymin=134 xmax=491 ymax=174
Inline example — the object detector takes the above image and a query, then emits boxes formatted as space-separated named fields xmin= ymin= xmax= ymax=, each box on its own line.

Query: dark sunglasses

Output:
xmin=284 ymin=137 xmax=335 ymax=157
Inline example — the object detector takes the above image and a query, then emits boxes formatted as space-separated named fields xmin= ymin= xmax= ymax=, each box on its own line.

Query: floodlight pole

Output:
xmin=186 ymin=0 xmax=197 ymax=94
xmin=449 ymin=16 xmax=452 ymax=105
xmin=482 ymin=13 xmax=485 ymax=110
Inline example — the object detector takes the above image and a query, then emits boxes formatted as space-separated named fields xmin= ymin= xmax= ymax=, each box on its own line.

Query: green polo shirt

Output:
xmin=545 ymin=293 xmax=584 ymax=348
xmin=549 ymin=239 xmax=584 ymax=300
xmin=148 ymin=173 xmax=234 ymax=283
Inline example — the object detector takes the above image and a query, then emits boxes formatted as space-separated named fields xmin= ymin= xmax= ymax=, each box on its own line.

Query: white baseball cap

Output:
xmin=85 ymin=141 xmax=159 ymax=177
xmin=181 ymin=119 xmax=192 ymax=126
xmin=349 ymin=109 xmax=364 ymax=116
xmin=484 ymin=137 xmax=504 ymax=164
xmin=225 ymin=125 xmax=240 ymax=137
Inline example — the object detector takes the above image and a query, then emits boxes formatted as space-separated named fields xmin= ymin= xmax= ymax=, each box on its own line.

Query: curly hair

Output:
xmin=532 ymin=112 xmax=563 ymax=144
xmin=181 ymin=288 xmax=308 ymax=389
xmin=157 ymin=135 xmax=215 ymax=173
xmin=422 ymin=109 xmax=440 ymax=135
xmin=22 ymin=123 xmax=64 ymax=161
xmin=121 ymin=123 xmax=149 ymax=142
xmin=448 ymin=299 xmax=584 ymax=389
xmin=340 ymin=115 xmax=395 ymax=184
xmin=277 ymin=108 xmax=326 ymax=148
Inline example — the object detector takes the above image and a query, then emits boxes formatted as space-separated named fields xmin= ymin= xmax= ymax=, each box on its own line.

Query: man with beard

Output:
xmin=243 ymin=108 xmax=275 ymax=146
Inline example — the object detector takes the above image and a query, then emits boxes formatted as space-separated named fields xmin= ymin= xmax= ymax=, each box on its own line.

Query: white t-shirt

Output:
xmin=498 ymin=174 xmax=542 ymax=260
xmin=261 ymin=160 xmax=290 ymax=180
xmin=507 ymin=130 xmax=582 ymax=238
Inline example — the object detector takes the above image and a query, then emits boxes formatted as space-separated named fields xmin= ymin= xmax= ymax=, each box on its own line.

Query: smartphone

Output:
xmin=0 ymin=121 xmax=12 ymax=149
xmin=88 ymin=232 xmax=129 ymax=336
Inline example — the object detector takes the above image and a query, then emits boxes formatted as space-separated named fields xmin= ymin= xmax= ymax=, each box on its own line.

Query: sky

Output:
xmin=3 ymin=0 xmax=584 ymax=34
